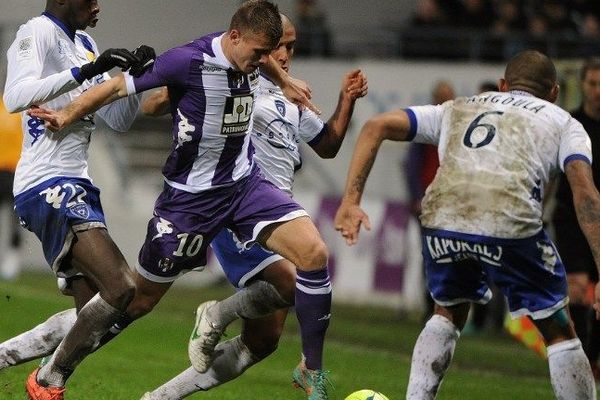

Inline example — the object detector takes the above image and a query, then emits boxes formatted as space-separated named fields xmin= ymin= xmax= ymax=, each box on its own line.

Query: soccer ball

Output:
xmin=344 ymin=389 xmax=390 ymax=400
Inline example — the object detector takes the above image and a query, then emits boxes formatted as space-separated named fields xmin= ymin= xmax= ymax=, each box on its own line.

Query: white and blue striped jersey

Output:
xmin=125 ymin=32 xmax=261 ymax=193
xmin=4 ymin=13 xmax=140 ymax=196
xmin=407 ymin=90 xmax=592 ymax=239
xmin=252 ymin=76 xmax=326 ymax=194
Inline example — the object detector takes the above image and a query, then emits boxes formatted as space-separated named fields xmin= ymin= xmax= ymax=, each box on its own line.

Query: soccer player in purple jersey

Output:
xmin=136 ymin=14 xmax=367 ymax=400
xmin=1 ymin=1 xmax=154 ymax=399
xmin=28 ymin=1 xmax=335 ymax=398
xmin=335 ymin=50 xmax=599 ymax=399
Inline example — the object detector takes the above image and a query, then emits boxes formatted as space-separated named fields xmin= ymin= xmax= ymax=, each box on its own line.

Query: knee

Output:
xmin=434 ymin=303 xmax=470 ymax=331
xmin=106 ymin=267 xmax=136 ymax=310
xmin=264 ymin=263 xmax=296 ymax=304
xmin=243 ymin=327 xmax=282 ymax=359
xmin=298 ymin=239 xmax=329 ymax=271
xmin=125 ymin=293 xmax=159 ymax=320
xmin=533 ymin=308 xmax=577 ymax=345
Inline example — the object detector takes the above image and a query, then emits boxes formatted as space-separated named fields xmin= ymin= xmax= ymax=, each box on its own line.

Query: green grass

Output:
xmin=0 ymin=271 xmax=564 ymax=399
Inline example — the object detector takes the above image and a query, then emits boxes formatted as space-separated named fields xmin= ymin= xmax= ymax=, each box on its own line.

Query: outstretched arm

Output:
xmin=312 ymin=69 xmax=368 ymax=158
xmin=334 ymin=109 xmax=412 ymax=245
xmin=141 ymin=87 xmax=171 ymax=116
xmin=565 ymin=159 xmax=600 ymax=318
xmin=262 ymin=55 xmax=320 ymax=115
xmin=28 ymin=74 xmax=129 ymax=131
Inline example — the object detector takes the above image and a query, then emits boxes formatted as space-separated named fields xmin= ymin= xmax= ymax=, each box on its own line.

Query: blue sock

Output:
xmin=295 ymin=267 xmax=332 ymax=370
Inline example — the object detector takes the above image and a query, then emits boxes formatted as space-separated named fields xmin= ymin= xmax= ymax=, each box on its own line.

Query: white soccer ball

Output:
xmin=344 ymin=389 xmax=390 ymax=400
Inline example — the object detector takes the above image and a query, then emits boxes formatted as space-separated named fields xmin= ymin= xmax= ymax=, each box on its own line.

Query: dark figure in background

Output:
xmin=552 ymin=57 xmax=600 ymax=377
xmin=294 ymin=0 xmax=331 ymax=56
xmin=404 ymin=80 xmax=454 ymax=323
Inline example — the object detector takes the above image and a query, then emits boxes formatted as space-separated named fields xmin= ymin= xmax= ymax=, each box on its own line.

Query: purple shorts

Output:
xmin=136 ymin=168 xmax=307 ymax=282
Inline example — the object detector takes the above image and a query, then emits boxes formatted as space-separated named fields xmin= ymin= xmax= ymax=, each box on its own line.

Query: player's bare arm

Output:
xmin=141 ymin=87 xmax=170 ymax=116
xmin=28 ymin=74 xmax=129 ymax=132
xmin=312 ymin=69 xmax=368 ymax=158
xmin=262 ymin=55 xmax=321 ymax=115
xmin=565 ymin=159 xmax=600 ymax=317
xmin=334 ymin=109 xmax=411 ymax=245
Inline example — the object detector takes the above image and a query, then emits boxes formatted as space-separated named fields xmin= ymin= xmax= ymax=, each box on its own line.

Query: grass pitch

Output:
xmin=0 ymin=271 xmax=564 ymax=399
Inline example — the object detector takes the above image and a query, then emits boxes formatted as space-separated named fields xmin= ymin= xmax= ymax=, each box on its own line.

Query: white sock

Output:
xmin=38 ymin=294 xmax=121 ymax=387
xmin=146 ymin=336 xmax=260 ymax=399
xmin=0 ymin=309 xmax=76 ymax=369
xmin=406 ymin=314 xmax=460 ymax=400
xmin=209 ymin=280 xmax=290 ymax=328
xmin=547 ymin=338 xmax=596 ymax=400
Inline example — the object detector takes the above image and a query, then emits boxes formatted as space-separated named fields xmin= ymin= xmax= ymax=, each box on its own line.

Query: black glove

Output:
xmin=80 ymin=48 xmax=138 ymax=81
xmin=129 ymin=45 xmax=156 ymax=78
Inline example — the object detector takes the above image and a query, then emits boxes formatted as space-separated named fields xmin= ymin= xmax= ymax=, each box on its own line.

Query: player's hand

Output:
xmin=80 ymin=48 xmax=139 ymax=81
xmin=334 ymin=201 xmax=371 ymax=246
xmin=129 ymin=45 xmax=156 ymax=78
xmin=342 ymin=69 xmax=368 ymax=101
xmin=27 ymin=106 xmax=66 ymax=132
xmin=282 ymin=77 xmax=321 ymax=115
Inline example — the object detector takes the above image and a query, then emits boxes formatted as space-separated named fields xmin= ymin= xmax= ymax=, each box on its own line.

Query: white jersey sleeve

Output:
xmin=95 ymin=90 xmax=141 ymax=132
xmin=558 ymin=117 xmax=592 ymax=171
xmin=406 ymin=103 xmax=448 ymax=145
xmin=3 ymin=20 xmax=81 ymax=113
xmin=298 ymin=108 xmax=325 ymax=145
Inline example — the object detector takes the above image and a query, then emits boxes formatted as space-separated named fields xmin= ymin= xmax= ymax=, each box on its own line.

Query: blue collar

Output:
xmin=42 ymin=11 xmax=76 ymax=42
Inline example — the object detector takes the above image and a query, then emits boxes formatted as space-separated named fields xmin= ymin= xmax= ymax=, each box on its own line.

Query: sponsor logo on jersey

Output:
xmin=426 ymin=235 xmax=503 ymax=266
xmin=536 ymin=241 xmax=558 ymax=273
xmin=176 ymin=109 xmax=195 ymax=148
xmin=199 ymin=65 xmax=222 ymax=73
xmin=260 ymin=118 xmax=297 ymax=151
xmin=221 ymin=95 xmax=253 ymax=134
xmin=27 ymin=116 xmax=45 ymax=145
xmin=153 ymin=217 xmax=174 ymax=240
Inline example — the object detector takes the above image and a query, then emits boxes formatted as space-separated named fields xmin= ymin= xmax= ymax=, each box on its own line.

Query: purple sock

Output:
xmin=295 ymin=267 xmax=332 ymax=370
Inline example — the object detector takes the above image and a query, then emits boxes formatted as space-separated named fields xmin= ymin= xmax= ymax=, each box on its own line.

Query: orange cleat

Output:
xmin=25 ymin=368 xmax=65 ymax=400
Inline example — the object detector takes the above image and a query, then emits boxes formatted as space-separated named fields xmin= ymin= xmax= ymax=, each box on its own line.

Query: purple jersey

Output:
xmin=124 ymin=32 xmax=260 ymax=193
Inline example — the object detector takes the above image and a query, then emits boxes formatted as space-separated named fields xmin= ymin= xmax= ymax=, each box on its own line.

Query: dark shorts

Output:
xmin=136 ymin=168 xmax=306 ymax=283
xmin=14 ymin=177 xmax=106 ymax=276
xmin=553 ymin=219 xmax=597 ymax=281
xmin=422 ymin=228 xmax=568 ymax=320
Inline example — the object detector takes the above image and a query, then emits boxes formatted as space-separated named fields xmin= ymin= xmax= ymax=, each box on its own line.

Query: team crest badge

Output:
xmin=275 ymin=100 xmax=286 ymax=117
xmin=70 ymin=204 xmax=90 ymax=219
xmin=158 ymin=257 xmax=174 ymax=273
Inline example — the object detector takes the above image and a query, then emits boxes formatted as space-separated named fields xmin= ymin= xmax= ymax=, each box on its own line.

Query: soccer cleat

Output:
xmin=188 ymin=300 xmax=223 ymax=372
xmin=292 ymin=362 xmax=331 ymax=400
xmin=26 ymin=368 xmax=65 ymax=400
